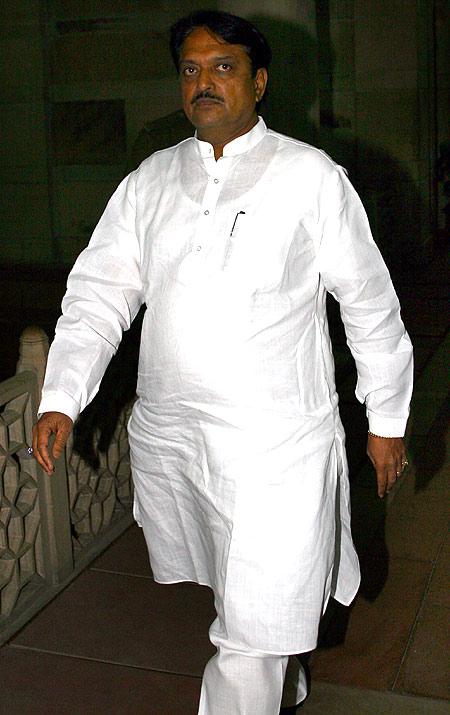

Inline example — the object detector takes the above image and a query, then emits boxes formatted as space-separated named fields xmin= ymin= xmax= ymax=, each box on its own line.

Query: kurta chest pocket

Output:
xmin=222 ymin=211 xmax=298 ymax=292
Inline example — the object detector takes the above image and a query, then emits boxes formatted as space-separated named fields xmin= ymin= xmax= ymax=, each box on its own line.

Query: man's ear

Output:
xmin=255 ymin=67 xmax=268 ymax=103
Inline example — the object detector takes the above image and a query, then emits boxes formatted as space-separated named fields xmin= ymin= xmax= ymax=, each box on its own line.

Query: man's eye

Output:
xmin=182 ymin=67 xmax=197 ymax=76
xmin=217 ymin=63 xmax=232 ymax=71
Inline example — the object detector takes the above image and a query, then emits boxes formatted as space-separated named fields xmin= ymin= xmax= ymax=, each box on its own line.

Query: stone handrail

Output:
xmin=16 ymin=326 xmax=49 ymax=402
xmin=0 ymin=327 xmax=134 ymax=645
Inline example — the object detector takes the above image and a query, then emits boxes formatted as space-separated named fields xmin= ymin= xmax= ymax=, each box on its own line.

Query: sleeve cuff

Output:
xmin=38 ymin=391 xmax=80 ymax=423
xmin=366 ymin=410 xmax=407 ymax=438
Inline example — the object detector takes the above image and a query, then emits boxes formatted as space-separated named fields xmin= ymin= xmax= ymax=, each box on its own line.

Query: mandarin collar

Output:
xmin=195 ymin=116 xmax=267 ymax=159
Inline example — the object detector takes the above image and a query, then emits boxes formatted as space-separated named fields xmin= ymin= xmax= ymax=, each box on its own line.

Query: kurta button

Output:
xmin=204 ymin=209 xmax=210 ymax=215
xmin=214 ymin=178 xmax=219 ymax=184
xmin=196 ymin=245 xmax=202 ymax=251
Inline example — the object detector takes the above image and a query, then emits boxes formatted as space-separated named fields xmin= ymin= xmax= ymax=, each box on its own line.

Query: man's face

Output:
xmin=179 ymin=26 xmax=267 ymax=144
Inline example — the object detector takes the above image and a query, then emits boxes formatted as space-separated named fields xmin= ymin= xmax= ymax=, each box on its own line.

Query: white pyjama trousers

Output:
xmin=198 ymin=618 xmax=308 ymax=715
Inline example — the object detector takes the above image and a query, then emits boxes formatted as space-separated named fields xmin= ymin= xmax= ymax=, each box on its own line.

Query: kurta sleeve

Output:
xmin=316 ymin=164 xmax=413 ymax=437
xmin=39 ymin=171 xmax=144 ymax=422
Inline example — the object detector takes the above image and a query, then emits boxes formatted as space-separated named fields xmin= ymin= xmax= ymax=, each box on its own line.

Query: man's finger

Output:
xmin=32 ymin=423 xmax=54 ymax=475
xmin=376 ymin=468 xmax=388 ymax=499
xmin=37 ymin=433 xmax=54 ymax=473
xmin=52 ymin=426 xmax=70 ymax=460
xmin=385 ymin=469 xmax=397 ymax=494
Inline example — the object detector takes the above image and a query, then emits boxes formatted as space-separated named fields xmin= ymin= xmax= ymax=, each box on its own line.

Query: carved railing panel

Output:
xmin=0 ymin=328 xmax=135 ymax=644
xmin=66 ymin=404 xmax=133 ymax=554
xmin=0 ymin=375 xmax=45 ymax=622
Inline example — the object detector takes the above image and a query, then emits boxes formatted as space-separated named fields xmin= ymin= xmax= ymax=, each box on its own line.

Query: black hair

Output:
xmin=169 ymin=10 xmax=272 ymax=77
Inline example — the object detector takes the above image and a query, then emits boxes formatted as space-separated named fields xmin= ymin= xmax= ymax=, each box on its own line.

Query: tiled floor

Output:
xmin=0 ymin=647 xmax=203 ymax=714
xmin=310 ymin=425 xmax=450 ymax=699
xmin=2 ymin=255 xmax=449 ymax=713
xmin=10 ymin=569 xmax=215 ymax=675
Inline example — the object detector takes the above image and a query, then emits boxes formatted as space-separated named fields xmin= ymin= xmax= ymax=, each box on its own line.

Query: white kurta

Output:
xmin=39 ymin=118 xmax=413 ymax=653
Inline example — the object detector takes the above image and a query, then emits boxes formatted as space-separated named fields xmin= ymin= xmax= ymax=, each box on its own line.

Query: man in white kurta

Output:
xmin=34 ymin=11 xmax=413 ymax=715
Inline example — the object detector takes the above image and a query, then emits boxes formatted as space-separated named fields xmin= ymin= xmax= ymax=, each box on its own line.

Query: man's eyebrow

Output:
xmin=180 ymin=55 xmax=237 ymax=65
xmin=212 ymin=55 xmax=236 ymax=62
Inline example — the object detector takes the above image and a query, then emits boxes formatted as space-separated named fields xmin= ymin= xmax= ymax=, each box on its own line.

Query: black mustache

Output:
xmin=192 ymin=91 xmax=224 ymax=104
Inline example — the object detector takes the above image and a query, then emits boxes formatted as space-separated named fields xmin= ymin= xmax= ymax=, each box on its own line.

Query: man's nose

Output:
xmin=196 ymin=67 xmax=214 ymax=89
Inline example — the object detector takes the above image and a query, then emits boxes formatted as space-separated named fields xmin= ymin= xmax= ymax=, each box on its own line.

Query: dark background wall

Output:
xmin=0 ymin=0 xmax=449 ymax=378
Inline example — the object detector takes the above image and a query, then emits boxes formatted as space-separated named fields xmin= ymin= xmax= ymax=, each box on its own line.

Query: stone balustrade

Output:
xmin=0 ymin=328 xmax=134 ymax=645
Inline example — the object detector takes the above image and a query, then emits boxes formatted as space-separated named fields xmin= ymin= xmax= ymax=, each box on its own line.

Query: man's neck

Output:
xmin=198 ymin=115 xmax=258 ymax=161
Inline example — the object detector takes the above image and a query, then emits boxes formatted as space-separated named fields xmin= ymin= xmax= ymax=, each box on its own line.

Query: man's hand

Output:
xmin=367 ymin=434 xmax=408 ymax=499
xmin=32 ymin=412 xmax=73 ymax=475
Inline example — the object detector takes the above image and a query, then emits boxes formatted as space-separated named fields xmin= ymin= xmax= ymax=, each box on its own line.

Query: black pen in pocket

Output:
xmin=230 ymin=211 xmax=246 ymax=237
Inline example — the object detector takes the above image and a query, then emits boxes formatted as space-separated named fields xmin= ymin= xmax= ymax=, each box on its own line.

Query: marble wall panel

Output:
xmin=329 ymin=19 xmax=355 ymax=89
xmin=126 ymin=92 xmax=185 ymax=153
xmin=354 ymin=0 xmax=413 ymax=18
xmin=0 ymin=0 xmax=40 ymax=26
xmin=0 ymin=184 xmax=52 ymax=263
xmin=329 ymin=0 xmax=354 ymax=21
xmin=355 ymin=89 xmax=419 ymax=163
xmin=50 ymin=30 xmax=170 ymax=84
xmin=49 ymin=0 xmax=205 ymax=20
xmin=329 ymin=89 xmax=356 ymax=133
xmin=354 ymin=15 xmax=417 ymax=90
xmin=49 ymin=1 xmax=136 ymax=17
xmin=221 ymin=0 xmax=316 ymax=23
xmin=0 ymin=102 xmax=47 ymax=168
xmin=0 ymin=37 xmax=44 ymax=102
xmin=51 ymin=99 xmax=126 ymax=165
xmin=52 ymin=178 xmax=121 ymax=244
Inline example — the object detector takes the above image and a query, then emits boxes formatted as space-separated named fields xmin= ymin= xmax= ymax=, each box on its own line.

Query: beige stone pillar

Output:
xmin=16 ymin=326 xmax=49 ymax=399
